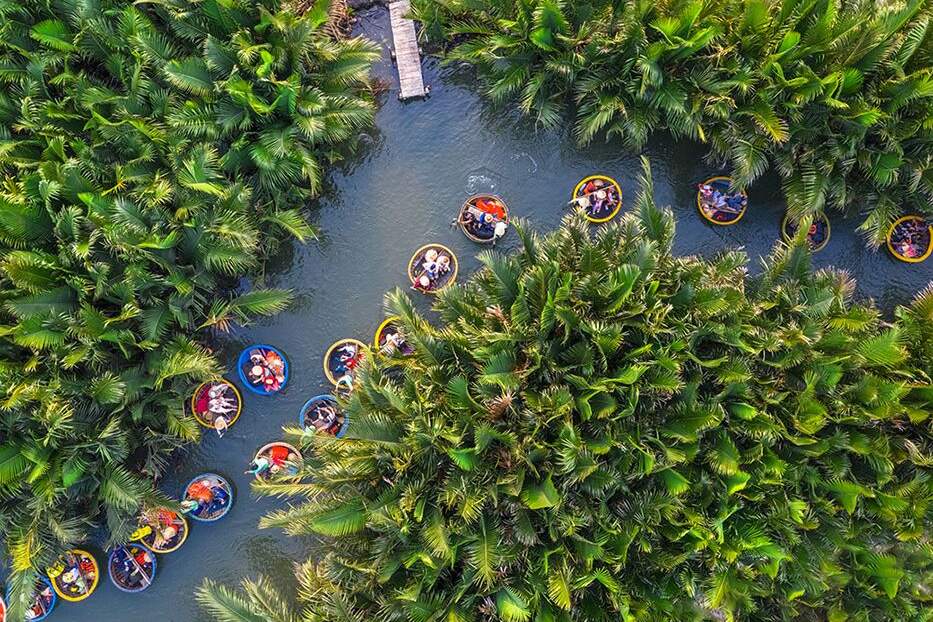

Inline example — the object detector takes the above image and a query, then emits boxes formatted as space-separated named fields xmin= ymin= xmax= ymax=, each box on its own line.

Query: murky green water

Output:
xmin=35 ymin=7 xmax=933 ymax=621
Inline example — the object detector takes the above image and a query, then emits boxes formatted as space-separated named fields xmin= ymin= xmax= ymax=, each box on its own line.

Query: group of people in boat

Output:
xmin=890 ymin=217 xmax=931 ymax=259
xmin=412 ymin=248 xmax=453 ymax=292
xmin=380 ymin=325 xmax=411 ymax=356
xmin=193 ymin=381 xmax=239 ymax=437
xmin=303 ymin=400 xmax=343 ymax=436
xmin=246 ymin=444 xmax=301 ymax=479
xmin=460 ymin=196 xmax=509 ymax=242
xmin=698 ymin=181 xmax=747 ymax=222
xmin=244 ymin=347 xmax=287 ymax=393
xmin=332 ymin=342 xmax=362 ymax=391
xmin=136 ymin=508 xmax=185 ymax=551
xmin=181 ymin=476 xmax=231 ymax=518
xmin=572 ymin=177 xmax=621 ymax=220
xmin=49 ymin=552 xmax=96 ymax=601
xmin=109 ymin=546 xmax=154 ymax=592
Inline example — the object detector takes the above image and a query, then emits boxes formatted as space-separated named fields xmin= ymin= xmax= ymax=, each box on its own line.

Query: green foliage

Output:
xmin=209 ymin=160 xmax=933 ymax=622
xmin=0 ymin=0 xmax=377 ymax=608
xmin=411 ymin=0 xmax=933 ymax=244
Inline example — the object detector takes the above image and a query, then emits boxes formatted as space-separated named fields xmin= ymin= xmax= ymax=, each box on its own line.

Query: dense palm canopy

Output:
xmin=0 ymin=0 xmax=377 ymax=612
xmin=200 ymin=159 xmax=932 ymax=622
xmin=411 ymin=0 xmax=933 ymax=244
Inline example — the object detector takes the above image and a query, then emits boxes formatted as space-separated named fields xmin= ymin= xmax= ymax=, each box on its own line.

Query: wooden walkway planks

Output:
xmin=388 ymin=0 xmax=427 ymax=99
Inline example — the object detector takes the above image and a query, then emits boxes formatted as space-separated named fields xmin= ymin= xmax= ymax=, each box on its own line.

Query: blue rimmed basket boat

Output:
xmin=182 ymin=473 xmax=234 ymax=522
xmin=108 ymin=544 xmax=156 ymax=593
xmin=299 ymin=394 xmax=350 ymax=438
xmin=237 ymin=344 xmax=289 ymax=395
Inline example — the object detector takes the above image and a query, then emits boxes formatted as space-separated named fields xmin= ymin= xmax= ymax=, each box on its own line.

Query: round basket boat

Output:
xmin=458 ymin=195 xmax=509 ymax=243
xmin=107 ymin=544 xmax=156 ymax=594
xmin=237 ymin=344 xmax=289 ymax=396
xmin=251 ymin=442 xmax=304 ymax=480
xmin=134 ymin=508 xmax=190 ymax=554
xmin=697 ymin=176 xmax=747 ymax=226
xmin=571 ymin=175 xmax=623 ymax=223
xmin=323 ymin=338 xmax=366 ymax=386
xmin=5 ymin=578 xmax=55 ymax=621
xmin=781 ymin=213 xmax=831 ymax=252
xmin=47 ymin=549 xmax=99 ymax=602
xmin=408 ymin=244 xmax=458 ymax=294
xmin=181 ymin=473 xmax=234 ymax=522
xmin=374 ymin=316 xmax=414 ymax=357
xmin=300 ymin=395 xmax=350 ymax=438
xmin=190 ymin=379 xmax=242 ymax=429
xmin=886 ymin=215 xmax=932 ymax=263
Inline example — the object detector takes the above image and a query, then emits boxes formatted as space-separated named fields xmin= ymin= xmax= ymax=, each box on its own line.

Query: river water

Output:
xmin=29 ymin=7 xmax=932 ymax=622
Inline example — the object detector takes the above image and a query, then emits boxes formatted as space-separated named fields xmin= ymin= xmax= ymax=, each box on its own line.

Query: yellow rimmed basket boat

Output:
xmin=133 ymin=508 xmax=190 ymax=554
xmin=408 ymin=243 xmax=458 ymax=294
xmin=781 ymin=213 xmax=831 ymax=252
xmin=458 ymin=194 xmax=509 ymax=243
xmin=697 ymin=176 xmax=747 ymax=226
xmin=323 ymin=338 xmax=366 ymax=386
xmin=190 ymin=379 xmax=242 ymax=429
xmin=374 ymin=316 xmax=415 ymax=356
xmin=571 ymin=175 xmax=623 ymax=223
xmin=47 ymin=549 xmax=99 ymax=602
xmin=886 ymin=215 xmax=932 ymax=263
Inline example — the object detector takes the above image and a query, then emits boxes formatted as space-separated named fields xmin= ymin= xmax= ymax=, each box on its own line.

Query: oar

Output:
xmin=704 ymin=202 xmax=744 ymax=215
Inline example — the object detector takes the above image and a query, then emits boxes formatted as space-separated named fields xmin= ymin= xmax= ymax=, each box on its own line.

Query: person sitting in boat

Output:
xmin=382 ymin=329 xmax=405 ymax=354
xmin=25 ymin=585 xmax=54 ymax=621
xmin=313 ymin=404 xmax=339 ymax=433
xmin=336 ymin=372 xmax=355 ymax=392
xmin=208 ymin=395 xmax=237 ymax=415
xmin=113 ymin=547 xmax=153 ymax=588
xmin=493 ymin=220 xmax=508 ymax=243
xmin=475 ymin=197 xmax=506 ymax=220
xmin=422 ymin=248 xmax=439 ymax=269
xmin=590 ymin=189 xmax=609 ymax=216
xmin=437 ymin=254 xmax=451 ymax=275
xmin=266 ymin=445 xmax=300 ymax=476
xmin=583 ymin=178 xmax=605 ymax=195
xmin=422 ymin=249 xmax=440 ymax=281
xmin=414 ymin=274 xmax=433 ymax=292
xmin=477 ymin=212 xmax=496 ymax=234
xmin=153 ymin=523 xmax=179 ymax=549
xmin=206 ymin=481 xmax=229 ymax=513
xmin=213 ymin=414 xmax=229 ymax=438
xmin=459 ymin=209 xmax=475 ymax=230
xmin=245 ymin=456 xmax=271 ymax=478
xmin=58 ymin=565 xmax=86 ymax=597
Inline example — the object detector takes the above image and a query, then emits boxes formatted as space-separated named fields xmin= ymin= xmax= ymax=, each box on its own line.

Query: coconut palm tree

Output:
xmin=0 ymin=0 xmax=378 ymax=610
xmin=411 ymin=0 xmax=933 ymax=244
xmin=202 ymin=158 xmax=932 ymax=622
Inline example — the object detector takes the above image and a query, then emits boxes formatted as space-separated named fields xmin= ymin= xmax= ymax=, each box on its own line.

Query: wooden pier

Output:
xmin=388 ymin=0 xmax=427 ymax=100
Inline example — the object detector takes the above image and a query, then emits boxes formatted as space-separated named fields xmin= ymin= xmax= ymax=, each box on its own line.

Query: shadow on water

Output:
xmin=45 ymin=5 xmax=932 ymax=622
